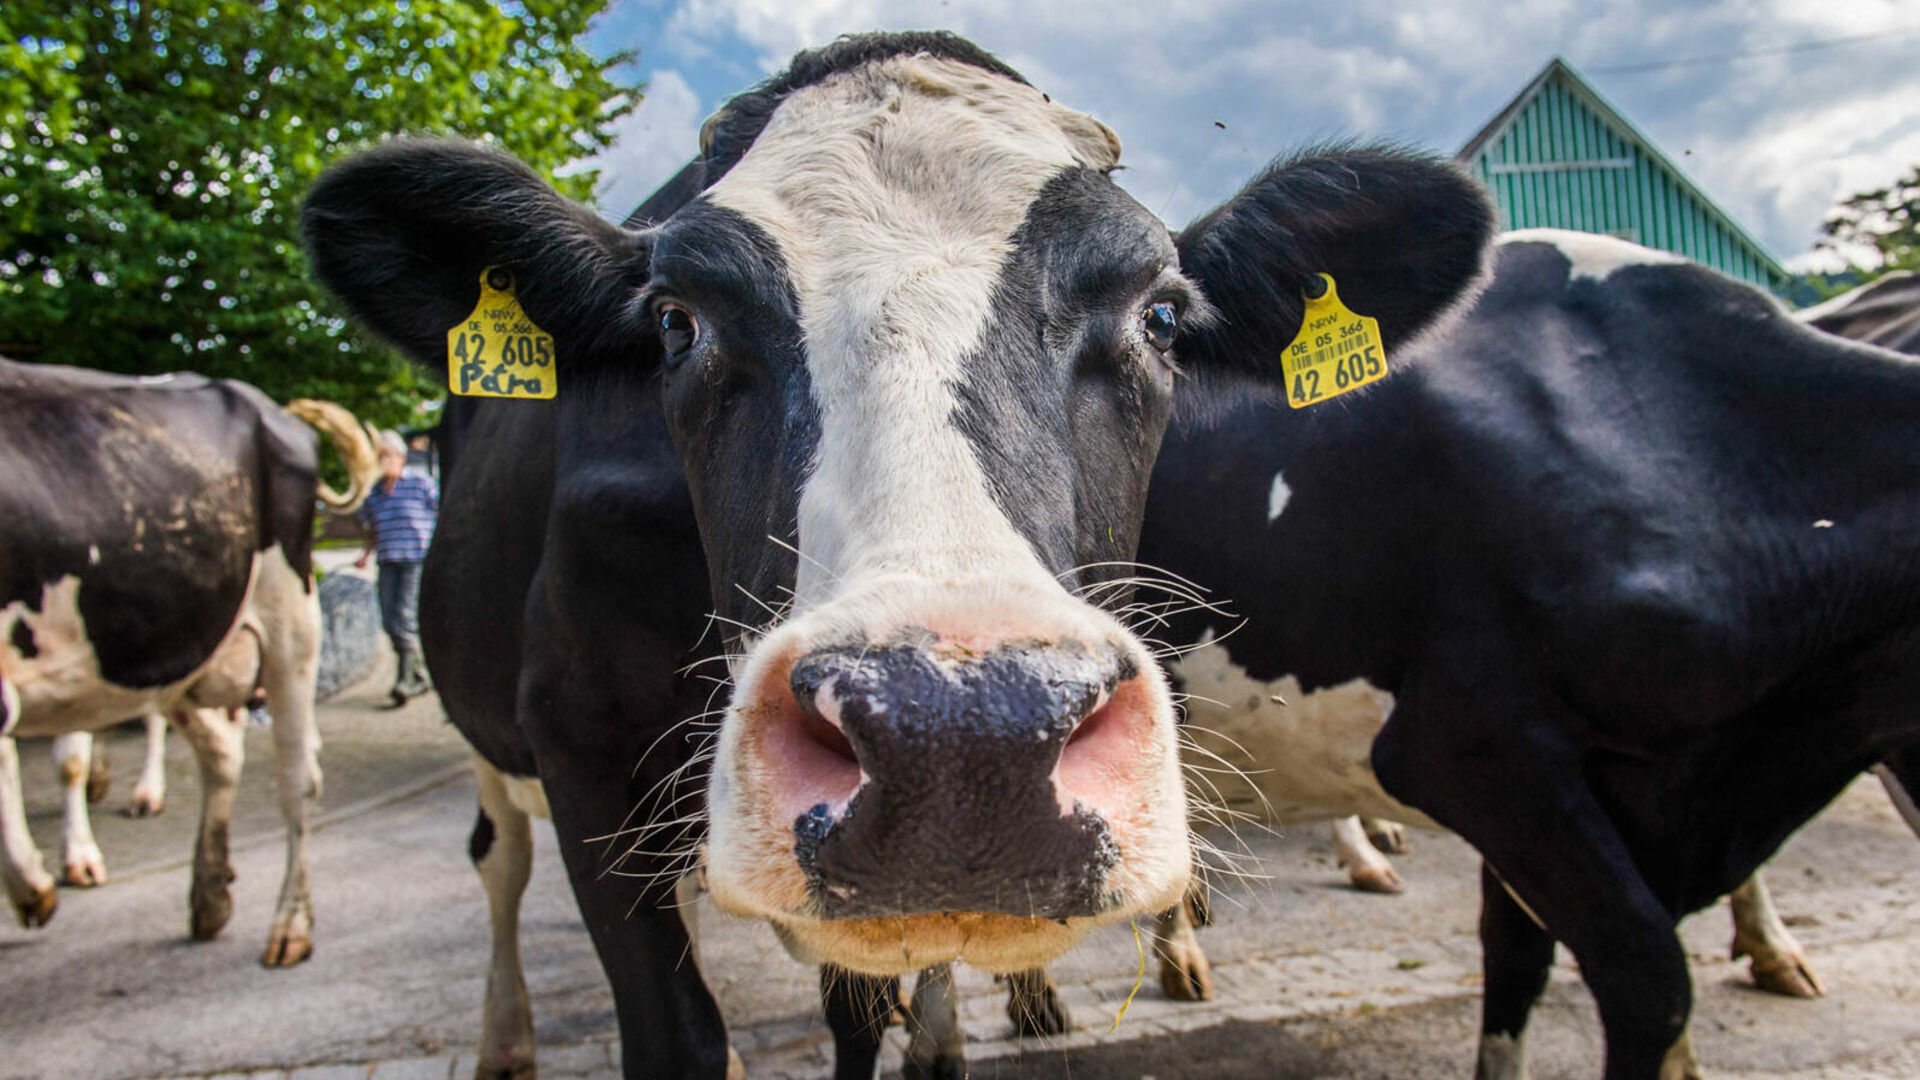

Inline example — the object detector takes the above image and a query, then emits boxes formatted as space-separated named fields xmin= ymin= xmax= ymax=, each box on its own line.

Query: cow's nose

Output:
xmin=780 ymin=642 xmax=1137 ymax=920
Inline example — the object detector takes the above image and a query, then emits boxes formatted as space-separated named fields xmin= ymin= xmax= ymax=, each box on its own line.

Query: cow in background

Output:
xmin=1 ymin=367 xmax=375 ymax=966
xmin=35 ymin=505 xmax=387 ymax=889
xmin=1251 ymin=263 xmax=1920 ymax=976
xmin=1798 ymin=270 xmax=1920 ymax=354
xmin=303 ymin=30 xmax=1493 ymax=1079
xmin=1105 ymin=229 xmax=1920 ymax=1078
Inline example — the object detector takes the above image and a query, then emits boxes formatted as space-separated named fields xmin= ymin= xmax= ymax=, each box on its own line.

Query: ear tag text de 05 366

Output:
xmin=446 ymin=267 xmax=557 ymax=400
xmin=1282 ymin=273 xmax=1385 ymax=409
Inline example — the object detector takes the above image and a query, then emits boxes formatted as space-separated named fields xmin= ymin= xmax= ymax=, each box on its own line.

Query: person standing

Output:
xmin=355 ymin=430 xmax=438 ymax=706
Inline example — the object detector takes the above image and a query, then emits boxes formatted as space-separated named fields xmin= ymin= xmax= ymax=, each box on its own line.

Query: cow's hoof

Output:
xmin=129 ymin=789 xmax=165 ymax=817
xmin=190 ymin=888 xmax=233 ymax=941
xmin=190 ymin=867 xmax=235 ymax=940
xmin=1349 ymin=864 xmax=1405 ymax=894
xmin=13 ymin=884 xmax=57 ymax=928
xmin=1732 ymin=921 xmax=1826 ymax=998
xmin=1745 ymin=948 xmax=1825 ymax=998
xmin=261 ymin=912 xmax=314 ymax=967
xmin=1364 ymin=819 xmax=1410 ymax=854
xmin=62 ymin=848 xmax=108 ymax=887
xmin=1158 ymin=946 xmax=1214 ymax=1002
xmin=472 ymin=1049 xmax=536 ymax=1080
xmin=902 ymin=1053 xmax=964 ymax=1080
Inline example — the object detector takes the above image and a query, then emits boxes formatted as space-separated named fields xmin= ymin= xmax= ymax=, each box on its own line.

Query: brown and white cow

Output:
xmin=0 ymin=367 xmax=374 ymax=965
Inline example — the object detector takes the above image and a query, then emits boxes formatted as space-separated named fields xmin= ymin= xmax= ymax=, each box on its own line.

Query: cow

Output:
xmin=1798 ymin=270 xmax=1920 ymax=355
xmin=1233 ymin=263 xmax=1920 ymax=999
xmin=1095 ymin=228 xmax=1920 ymax=1079
xmin=29 ymin=529 xmax=391 ymax=890
xmin=301 ymin=30 xmax=1494 ymax=1079
xmin=0 ymin=363 xmax=375 ymax=966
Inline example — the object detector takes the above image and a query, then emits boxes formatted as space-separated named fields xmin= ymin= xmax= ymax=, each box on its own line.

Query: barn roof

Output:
xmin=1457 ymin=57 xmax=1789 ymax=290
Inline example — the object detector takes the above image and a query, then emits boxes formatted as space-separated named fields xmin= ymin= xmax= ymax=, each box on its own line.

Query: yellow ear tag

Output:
xmin=446 ymin=267 xmax=557 ymax=400
xmin=1282 ymin=273 xmax=1386 ymax=409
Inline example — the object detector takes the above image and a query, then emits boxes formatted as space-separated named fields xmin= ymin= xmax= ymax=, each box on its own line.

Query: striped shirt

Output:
xmin=358 ymin=473 xmax=439 ymax=564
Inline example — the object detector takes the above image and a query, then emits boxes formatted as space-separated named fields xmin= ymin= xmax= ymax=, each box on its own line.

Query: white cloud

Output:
xmin=592 ymin=1 xmax=1920 ymax=262
xmin=586 ymin=69 xmax=706 ymax=220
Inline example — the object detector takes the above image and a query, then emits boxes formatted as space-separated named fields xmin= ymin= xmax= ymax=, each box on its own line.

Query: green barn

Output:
xmin=1457 ymin=57 xmax=1789 ymax=292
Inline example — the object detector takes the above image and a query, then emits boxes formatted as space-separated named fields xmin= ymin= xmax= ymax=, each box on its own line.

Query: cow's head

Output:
xmin=303 ymin=31 xmax=1491 ymax=975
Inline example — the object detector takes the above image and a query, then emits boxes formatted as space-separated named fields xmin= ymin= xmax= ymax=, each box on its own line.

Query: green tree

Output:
xmin=1 ymin=1 xmax=636 ymax=430
xmin=1820 ymin=165 xmax=1920 ymax=283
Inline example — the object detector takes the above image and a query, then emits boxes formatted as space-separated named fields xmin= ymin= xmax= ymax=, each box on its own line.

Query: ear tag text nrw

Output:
xmin=1283 ymin=273 xmax=1385 ymax=409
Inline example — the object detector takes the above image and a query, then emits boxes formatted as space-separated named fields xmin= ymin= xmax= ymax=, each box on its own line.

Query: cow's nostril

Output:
xmin=797 ymin=702 xmax=857 ymax=768
xmin=1063 ymin=697 xmax=1116 ymax=754
xmin=757 ymin=661 xmax=865 ymax=825
xmin=1054 ymin=675 xmax=1150 ymax=817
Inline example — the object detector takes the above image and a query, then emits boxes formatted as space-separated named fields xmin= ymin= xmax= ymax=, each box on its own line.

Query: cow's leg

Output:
xmin=903 ymin=964 xmax=963 ymax=1080
xmin=0 ymin=735 xmax=57 ymax=926
xmin=84 ymin=732 xmax=111 ymax=803
xmin=1332 ymin=814 xmax=1403 ymax=893
xmin=130 ymin=712 xmax=168 ymax=817
xmin=531 ymin=748 xmax=730 ymax=1078
xmin=254 ymin=550 xmax=323 ymax=967
xmin=1153 ymin=889 xmax=1215 ymax=1001
xmin=53 ymin=732 xmax=107 ymax=885
xmin=471 ymin=755 xmax=536 ymax=1080
xmin=1362 ymin=815 xmax=1411 ymax=854
xmin=822 ymin=965 xmax=899 ymax=1080
xmin=1375 ymin=696 xmax=1693 ymax=1080
xmin=176 ymin=706 xmax=244 ymax=941
xmin=1476 ymin=862 xmax=1556 ymax=1080
xmin=1002 ymin=966 xmax=1072 ymax=1036
xmin=1729 ymin=872 xmax=1823 ymax=997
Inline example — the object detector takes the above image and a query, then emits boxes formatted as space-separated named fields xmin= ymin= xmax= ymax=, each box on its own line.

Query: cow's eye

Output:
xmin=658 ymin=303 xmax=699 ymax=355
xmin=1141 ymin=301 xmax=1178 ymax=352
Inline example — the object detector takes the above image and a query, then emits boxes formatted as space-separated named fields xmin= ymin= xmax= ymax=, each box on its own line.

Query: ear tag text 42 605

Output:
xmin=1282 ymin=273 xmax=1385 ymax=409
xmin=446 ymin=267 xmax=556 ymax=400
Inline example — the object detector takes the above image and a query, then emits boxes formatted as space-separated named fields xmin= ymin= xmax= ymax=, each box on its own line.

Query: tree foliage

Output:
xmin=1820 ymin=165 xmax=1920 ymax=283
xmin=1 ymin=1 xmax=636 ymax=430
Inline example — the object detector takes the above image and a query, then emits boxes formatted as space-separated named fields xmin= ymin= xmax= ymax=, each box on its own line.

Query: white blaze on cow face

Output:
xmin=706 ymin=55 xmax=1121 ymax=605
xmin=698 ymin=55 xmax=1190 ymax=974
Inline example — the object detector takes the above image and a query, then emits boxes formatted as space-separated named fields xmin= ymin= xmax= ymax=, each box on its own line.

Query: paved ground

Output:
xmin=4 ymin=656 xmax=1919 ymax=1079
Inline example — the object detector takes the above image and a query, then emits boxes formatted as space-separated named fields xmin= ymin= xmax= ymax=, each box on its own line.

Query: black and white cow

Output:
xmin=1117 ymin=228 xmax=1920 ymax=1079
xmin=0 ymin=362 xmax=373 ymax=965
xmin=1799 ymin=269 xmax=1920 ymax=355
xmin=302 ymin=31 xmax=1492 ymax=1079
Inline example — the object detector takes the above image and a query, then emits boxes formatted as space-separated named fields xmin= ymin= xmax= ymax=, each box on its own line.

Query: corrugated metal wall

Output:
xmin=1463 ymin=76 xmax=1783 ymax=291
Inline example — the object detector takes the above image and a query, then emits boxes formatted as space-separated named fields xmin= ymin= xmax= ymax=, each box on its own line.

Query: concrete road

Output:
xmin=3 ymin=665 xmax=1918 ymax=1079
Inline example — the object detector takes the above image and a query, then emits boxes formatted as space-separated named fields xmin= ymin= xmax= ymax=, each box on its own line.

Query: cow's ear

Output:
xmin=302 ymin=139 xmax=656 ymax=380
xmin=1175 ymin=147 xmax=1493 ymax=376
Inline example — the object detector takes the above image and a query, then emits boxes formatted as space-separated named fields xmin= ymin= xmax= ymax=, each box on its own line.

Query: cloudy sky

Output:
xmin=580 ymin=0 xmax=1919 ymax=271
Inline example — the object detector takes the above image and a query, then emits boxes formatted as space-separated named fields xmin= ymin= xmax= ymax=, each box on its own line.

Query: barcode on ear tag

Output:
xmin=1282 ymin=273 xmax=1385 ymax=409
xmin=446 ymin=267 xmax=557 ymax=400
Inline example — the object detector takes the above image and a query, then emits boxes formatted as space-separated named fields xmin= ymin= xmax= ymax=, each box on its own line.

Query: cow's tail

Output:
xmin=284 ymin=398 xmax=382 ymax=514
